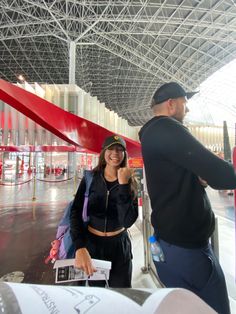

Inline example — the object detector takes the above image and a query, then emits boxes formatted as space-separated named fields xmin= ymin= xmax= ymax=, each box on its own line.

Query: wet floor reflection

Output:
xmin=0 ymin=181 xmax=234 ymax=290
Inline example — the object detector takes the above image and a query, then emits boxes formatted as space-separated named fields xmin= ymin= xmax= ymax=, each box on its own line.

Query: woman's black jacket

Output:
xmin=70 ymin=170 xmax=138 ymax=250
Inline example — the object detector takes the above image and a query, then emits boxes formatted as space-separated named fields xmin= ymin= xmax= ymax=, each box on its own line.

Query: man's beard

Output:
xmin=172 ymin=114 xmax=184 ymax=124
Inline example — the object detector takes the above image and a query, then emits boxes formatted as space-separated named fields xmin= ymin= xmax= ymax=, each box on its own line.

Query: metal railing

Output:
xmin=141 ymin=192 xmax=164 ymax=287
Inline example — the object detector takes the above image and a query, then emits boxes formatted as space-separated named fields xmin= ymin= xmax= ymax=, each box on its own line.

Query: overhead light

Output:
xmin=18 ymin=75 xmax=25 ymax=81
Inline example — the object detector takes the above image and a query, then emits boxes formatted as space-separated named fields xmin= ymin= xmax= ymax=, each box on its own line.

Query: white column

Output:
xmin=69 ymin=41 xmax=76 ymax=85
xmin=104 ymin=108 xmax=110 ymax=129
xmin=90 ymin=96 xmax=98 ymax=124
xmin=84 ymin=93 xmax=91 ymax=120
xmin=78 ymin=89 xmax=85 ymax=118
xmin=18 ymin=111 xmax=25 ymax=145
xmin=52 ymin=85 xmax=60 ymax=107
xmin=44 ymin=85 xmax=53 ymax=102
xmin=109 ymin=111 xmax=115 ymax=132
xmin=63 ymin=86 xmax=69 ymax=111
xmin=113 ymin=112 xmax=118 ymax=133
xmin=98 ymin=102 xmax=105 ymax=127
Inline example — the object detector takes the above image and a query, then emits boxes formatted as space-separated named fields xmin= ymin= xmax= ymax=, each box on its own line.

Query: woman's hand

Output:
xmin=118 ymin=167 xmax=133 ymax=184
xmin=74 ymin=248 xmax=97 ymax=276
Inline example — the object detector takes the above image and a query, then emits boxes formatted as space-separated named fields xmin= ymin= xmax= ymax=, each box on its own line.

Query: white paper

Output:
xmin=53 ymin=258 xmax=111 ymax=283
xmin=0 ymin=282 xmax=216 ymax=314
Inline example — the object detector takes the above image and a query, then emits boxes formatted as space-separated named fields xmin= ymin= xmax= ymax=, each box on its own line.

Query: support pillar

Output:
xmin=223 ymin=121 xmax=231 ymax=161
xmin=69 ymin=41 xmax=76 ymax=84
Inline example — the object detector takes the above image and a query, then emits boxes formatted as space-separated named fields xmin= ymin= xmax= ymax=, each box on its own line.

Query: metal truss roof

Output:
xmin=1 ymin=0 xmax=236 ymax=126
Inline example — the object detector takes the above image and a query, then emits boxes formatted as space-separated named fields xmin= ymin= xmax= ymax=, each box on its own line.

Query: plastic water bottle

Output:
xmin=149 ymin=235 xmax=165 ymax=262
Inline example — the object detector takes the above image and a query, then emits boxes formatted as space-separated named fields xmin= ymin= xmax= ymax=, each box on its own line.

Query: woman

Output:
xmin=70 ymin=135 xmax=138 ymax=288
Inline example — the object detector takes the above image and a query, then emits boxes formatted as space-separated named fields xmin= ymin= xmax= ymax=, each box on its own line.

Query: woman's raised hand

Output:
xmin=117 ymin=167 xmax=133 ymax=184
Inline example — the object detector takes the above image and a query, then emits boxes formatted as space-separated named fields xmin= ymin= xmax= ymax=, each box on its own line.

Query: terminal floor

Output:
xmin=0 ymin=179 xmax=235 ymax=312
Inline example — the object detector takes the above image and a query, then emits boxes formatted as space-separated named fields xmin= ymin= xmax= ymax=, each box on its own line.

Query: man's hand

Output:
xmin=198 ymin=176 xmax=208 ymax=188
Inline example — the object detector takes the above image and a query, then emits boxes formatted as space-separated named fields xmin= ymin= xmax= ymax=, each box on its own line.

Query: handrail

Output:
xmin=141 ymin=191 xmax=164 ymax=287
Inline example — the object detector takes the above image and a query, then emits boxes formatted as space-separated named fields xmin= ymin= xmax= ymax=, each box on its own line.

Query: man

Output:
xmin=139 ymin=82 xmax=235 ymax=314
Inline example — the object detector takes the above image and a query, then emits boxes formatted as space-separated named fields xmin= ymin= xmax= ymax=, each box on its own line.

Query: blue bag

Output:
xmin=45 ymin=170 xmax=93 ymax=263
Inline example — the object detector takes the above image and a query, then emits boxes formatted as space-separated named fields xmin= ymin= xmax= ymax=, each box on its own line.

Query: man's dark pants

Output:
xmin=153 ymin=239 xmax=230 ymax=314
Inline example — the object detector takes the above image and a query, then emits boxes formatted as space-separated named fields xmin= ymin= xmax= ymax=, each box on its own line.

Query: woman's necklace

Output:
xmin=105 ymin=175 xmax=117 ymax=182
xmin=104 ymin=171 xmax=117 ymax=182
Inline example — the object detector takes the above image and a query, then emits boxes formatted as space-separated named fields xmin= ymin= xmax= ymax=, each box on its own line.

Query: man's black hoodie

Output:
xmin=139 ymin=116 xmax=236 ymax=248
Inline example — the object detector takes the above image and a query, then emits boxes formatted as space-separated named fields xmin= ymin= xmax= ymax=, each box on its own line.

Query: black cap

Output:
xmin=152 ymin=82 xmax=198 ymax=107
xmin=102 ymin=135 xmax=126 ymax=150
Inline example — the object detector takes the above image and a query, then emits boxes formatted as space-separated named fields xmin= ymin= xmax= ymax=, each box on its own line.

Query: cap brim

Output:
xmin=103 ymin=142 xmax=126 ymax=150
xmin=154 ymin=91 xmax=198 ymax=105
xmin=186 ymin=91 xmax=198 ymax=99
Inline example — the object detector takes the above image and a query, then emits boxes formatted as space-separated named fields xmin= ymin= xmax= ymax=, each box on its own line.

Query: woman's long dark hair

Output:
xmin=93 ymin=148 xmax=138 ymax=198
